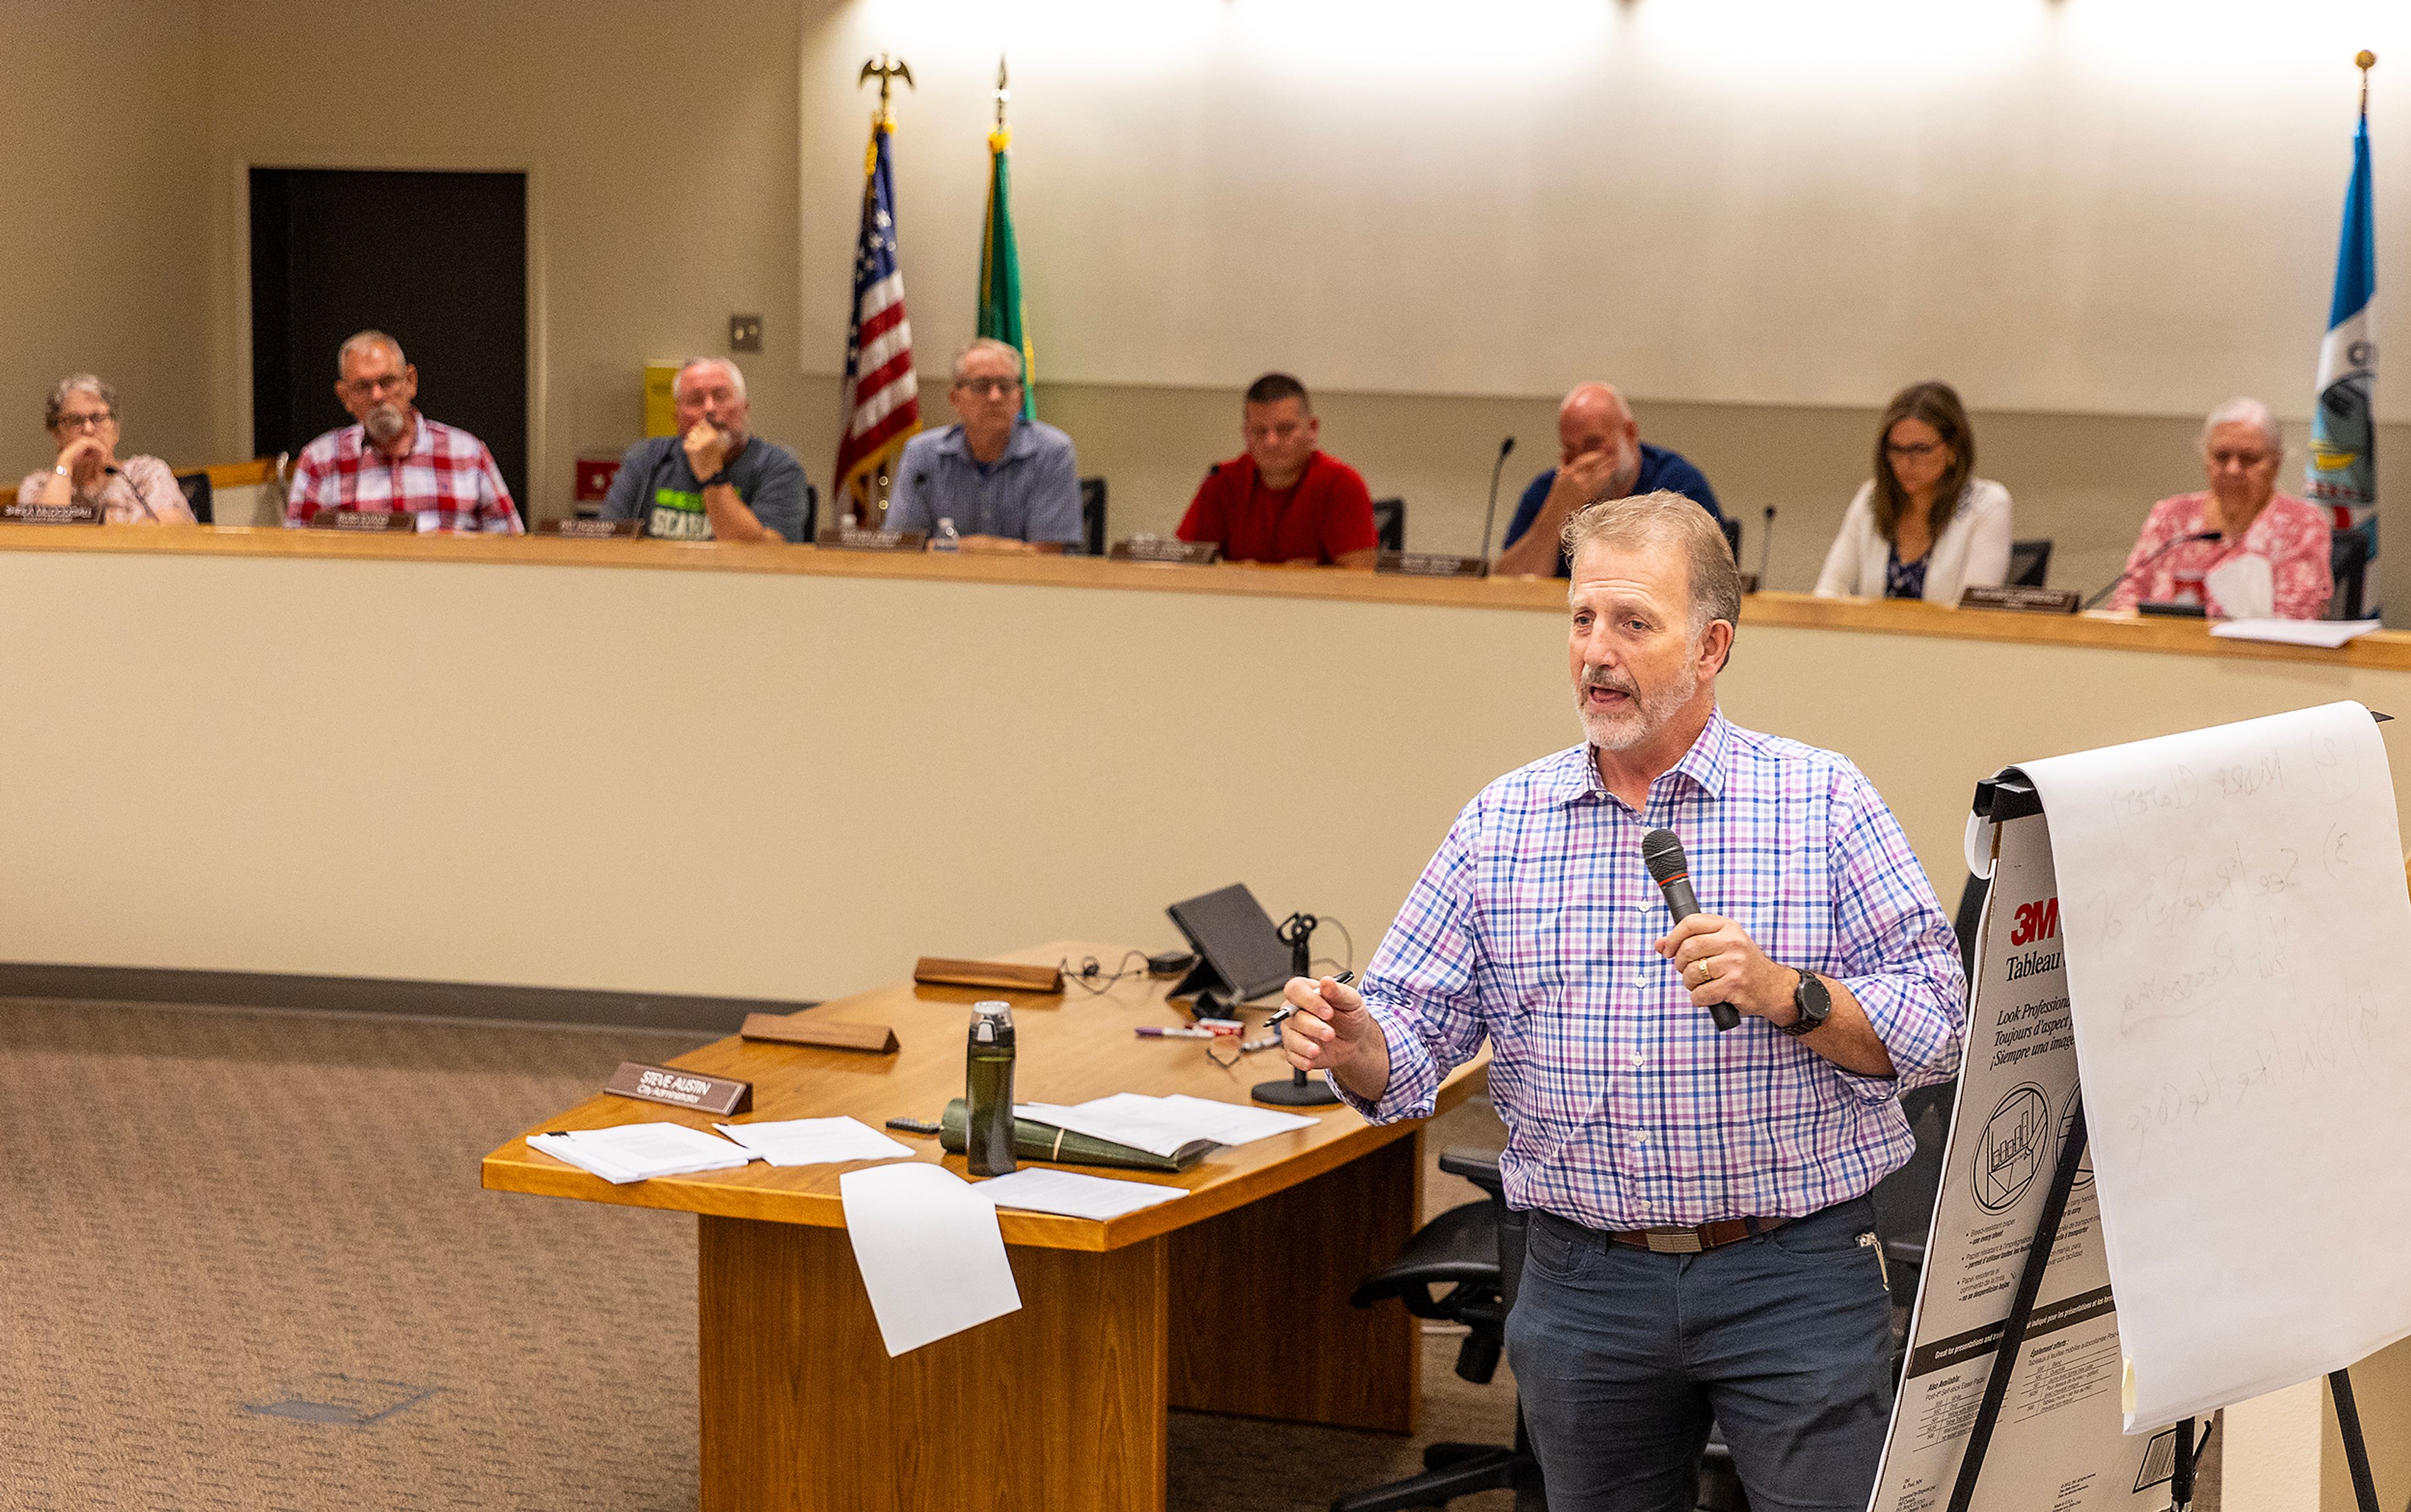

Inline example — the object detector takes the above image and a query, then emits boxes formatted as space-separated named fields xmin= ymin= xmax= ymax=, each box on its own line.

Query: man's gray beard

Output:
xmin=1578 ymin=661 xmax=1699 ymax=752
xmin=364 ymin=404 xmax=407 ymax=446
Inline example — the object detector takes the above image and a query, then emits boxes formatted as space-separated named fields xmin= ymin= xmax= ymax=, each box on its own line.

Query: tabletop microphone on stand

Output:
xmin=2080 ymin=531 xmax=2221 ymax=611
xmin=1641 ymin=829 xmax=1740 ymax=1032
xmin=1756 ymin=505 xmax=1776 ymax=585
xmin=1477 ymin=436 xmax=1516 ymax=566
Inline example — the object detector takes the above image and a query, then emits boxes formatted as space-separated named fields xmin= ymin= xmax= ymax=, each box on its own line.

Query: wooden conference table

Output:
xmin=482 ymin=941 xmax=1489 ymax=1512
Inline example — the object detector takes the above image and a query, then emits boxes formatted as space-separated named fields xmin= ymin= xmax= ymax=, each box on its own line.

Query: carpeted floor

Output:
xmin=0 ymin=998 xmax=1521 ymax=1511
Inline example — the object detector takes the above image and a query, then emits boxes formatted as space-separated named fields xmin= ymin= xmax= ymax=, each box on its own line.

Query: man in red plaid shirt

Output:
xmin=284 ymin=331 xmax=521 ymax=533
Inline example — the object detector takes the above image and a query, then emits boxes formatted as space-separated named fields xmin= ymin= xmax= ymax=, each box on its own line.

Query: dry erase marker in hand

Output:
xmin=1262 ymin=971 xmax=1354 ymax=1037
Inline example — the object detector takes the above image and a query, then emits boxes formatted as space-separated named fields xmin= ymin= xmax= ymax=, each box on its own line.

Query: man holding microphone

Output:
xmin=1280 ymin=492 xmax=1963 ymax=1511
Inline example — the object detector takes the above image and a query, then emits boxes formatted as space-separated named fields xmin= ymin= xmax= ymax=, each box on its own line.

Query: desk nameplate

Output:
xmin=604 ymin=1060 xmax=753 ymax=1115
xmin=1375 ymin=551 xmax=1487 ymax=579
xmin=536 ymin=517 xmax=644 ymax=539
xmin=739 ymin=1013 xmax=900 ymax=1054
xmin=817 ymin=526 xmax=926 ymax=553
xmin=1960 ymin=584 xmax=2081 ymax=615
xmin=1 ymin=499 xmax=104 ymax=526
xmin=308 ymin=509 xmax=421 ymax=532
xmin=1110 ymin=538 xmax=1221 ymax=565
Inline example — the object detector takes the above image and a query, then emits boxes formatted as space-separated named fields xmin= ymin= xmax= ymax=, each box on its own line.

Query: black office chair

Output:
xmin=1333 ymin=1148 xmax=1543 ymax=1511
xmin=799 ymin=482 xmax=819 ymax=544
xmin=1080 ymin=477 xmax=1108 ymax=557
xmin=2007 ymin=539 xmax=2052 ymax=588
xmin=175 ymin=470 xmax=213 ymax=525
xmin=1371 ymin=497 xmax=1405 ymax=553
xmin=1952 ymin=872 xmax=1990 ymax=985
xmin=1720 ymin=516 xmax=1742 ymax=564
xmin=2331 ymin=524 xmax=2371 ymax=620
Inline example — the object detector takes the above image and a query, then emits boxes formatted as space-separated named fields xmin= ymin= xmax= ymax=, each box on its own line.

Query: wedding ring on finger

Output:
xmin=1692 ymin=958 xmax=1715 ymax=984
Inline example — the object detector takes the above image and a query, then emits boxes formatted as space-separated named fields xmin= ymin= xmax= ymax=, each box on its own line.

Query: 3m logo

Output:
xmin=2009 ymin=898 xmax=2060 ymax=946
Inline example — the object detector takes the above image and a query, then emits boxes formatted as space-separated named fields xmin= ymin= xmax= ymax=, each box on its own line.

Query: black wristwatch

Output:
xmin=1781 ymin=969 xmax=1831 ymax=1038
xmin=697 ymin=470 xmax=730 ymax=489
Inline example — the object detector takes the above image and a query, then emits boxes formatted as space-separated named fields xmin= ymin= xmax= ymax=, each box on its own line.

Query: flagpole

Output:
xmin=2360 ymin=50 xmax=2375 ymax=117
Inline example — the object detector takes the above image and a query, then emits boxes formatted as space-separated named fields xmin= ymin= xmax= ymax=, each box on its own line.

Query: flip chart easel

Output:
xmin=1949 ymin=764 xmax=2387 ymax=1512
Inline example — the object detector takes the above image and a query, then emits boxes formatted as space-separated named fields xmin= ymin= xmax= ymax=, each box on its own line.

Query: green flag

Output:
xmin=978 ymin=126 xmax=1034 ymax=421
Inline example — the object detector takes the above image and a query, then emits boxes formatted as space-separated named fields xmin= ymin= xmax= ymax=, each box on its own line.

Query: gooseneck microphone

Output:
xmin=1641 ymin=828 xmax=1740 ymax=1032
xmin=1477 ymin=436 xmax=1516 ymax=565
xmin=2081 ymin=531 xmax=2220 ymax=611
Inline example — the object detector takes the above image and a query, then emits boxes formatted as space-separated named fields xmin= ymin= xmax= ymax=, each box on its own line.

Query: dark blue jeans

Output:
xmin=1502 ymin=1196 xmax=1894 ymax=1512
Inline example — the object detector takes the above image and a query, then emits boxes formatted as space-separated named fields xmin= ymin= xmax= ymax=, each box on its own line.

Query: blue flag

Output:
xmin=2308 ymin=103 xmax=2377 ymax=613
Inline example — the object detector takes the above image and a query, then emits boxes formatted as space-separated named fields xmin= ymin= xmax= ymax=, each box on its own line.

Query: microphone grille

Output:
xmin=1641 ymin=828 xmax=1688 ymax=884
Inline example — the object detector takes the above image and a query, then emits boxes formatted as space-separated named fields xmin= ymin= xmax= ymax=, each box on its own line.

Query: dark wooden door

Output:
xmin=250 ymin=168 xmax=528 ymax=509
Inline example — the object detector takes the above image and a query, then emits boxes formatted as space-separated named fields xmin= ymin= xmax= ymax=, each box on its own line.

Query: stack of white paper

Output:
xmin=711 ymin=1116 xmax=914 ymax=1167
xmin=976 ymin=1167 xmax=1187 ymax=1221
xmin=1015 ymin=1092 xmax=1319 ymax=1158
xmin=528 ymin=1123 xmax=752 ymax=1184
xmin=2208 ymin=617 xmax=2381 ymax=649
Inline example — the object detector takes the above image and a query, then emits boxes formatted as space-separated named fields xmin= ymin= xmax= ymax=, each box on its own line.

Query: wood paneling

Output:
xmin=1168 ymin=1129 xmax=1423 ymax=1434
xmin=699 ymin=1214 xmax=1169 ymax=1512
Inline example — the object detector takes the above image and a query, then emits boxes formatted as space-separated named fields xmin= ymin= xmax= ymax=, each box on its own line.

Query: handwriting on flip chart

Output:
xmin=2022 ymin=701 xmax=2411 ymax=1428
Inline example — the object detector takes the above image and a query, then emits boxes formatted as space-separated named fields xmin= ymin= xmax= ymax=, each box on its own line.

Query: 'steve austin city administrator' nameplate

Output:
xmin=1 ymin=499 xmax=104 ymax=525
xmin=1960 ymin=583 xmax=2081 ymax=615
xmin=535 ymin=517 xmax=644 ymax=539
xmin=1375 ymin=551 xmax=1487 ymax=578
xmin=1109 ymin=537 xmax=1221 ymax=565
xmin=308 ymin=509 xmax=422 ymax=532
xmin=603 ymin=1061 xmax=752 ymax=1116
xmin=816 ymin=526 xmax=927 ymax=552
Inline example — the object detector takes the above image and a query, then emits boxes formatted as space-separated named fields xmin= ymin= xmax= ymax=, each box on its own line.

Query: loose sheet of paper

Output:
xmin=2022 ymin=701 xmax=2411 ymax=1426
xmin=2208 ymin=617 xmax=2383 ymax=649
xmin=1015 ymin=1093 xmax=1318 ymax=1157
xmin=975 ymin=1167 xmax=1187 ymax=1220
xmin=711 ymin=1116 xmax=912 ymax=1166
xmin=839 ymin=1162 xmax=1021 ymax=1356
xmin=527 ymin=1123 xmax=752 ymax=1184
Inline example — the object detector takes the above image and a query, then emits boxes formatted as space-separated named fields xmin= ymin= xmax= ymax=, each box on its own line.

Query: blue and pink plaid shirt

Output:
xmin=1341 ymin=708 xmax=1965 ymax=1230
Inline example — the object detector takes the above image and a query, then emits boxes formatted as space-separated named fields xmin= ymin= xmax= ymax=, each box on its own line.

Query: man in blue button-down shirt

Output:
xmin=1280 ymin=491 xmax=1964 ymax=1512
xmin=883 ymin=339 xmax=1082 ymax=553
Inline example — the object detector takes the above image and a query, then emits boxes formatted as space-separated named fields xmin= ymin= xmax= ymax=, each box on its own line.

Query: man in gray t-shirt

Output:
xmin=600 ymin=357 xmax=810 ymax=543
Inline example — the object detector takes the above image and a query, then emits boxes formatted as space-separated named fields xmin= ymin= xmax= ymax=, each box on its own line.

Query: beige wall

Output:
xmin=2 ymin=1 xmax=212 ymax=478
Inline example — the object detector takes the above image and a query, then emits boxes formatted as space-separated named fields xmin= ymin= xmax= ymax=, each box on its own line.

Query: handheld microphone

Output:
xmin=1757 ymin=505 xmax=1775 ymax=584
xmin=2081 ymin=531 xmax=2220 ymax=611
xmin=1477 ymin=436 xmax=1516 ymax=564
xmin=1641 ymin=829 xmax=1740 ymax=1032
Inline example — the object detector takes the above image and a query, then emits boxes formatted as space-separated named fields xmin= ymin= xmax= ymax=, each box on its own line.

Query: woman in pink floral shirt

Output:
xmin=2108 ymin=397 xmax=2331 ymax=619
xmin=17 ymin=374 xmax=195 ymax=525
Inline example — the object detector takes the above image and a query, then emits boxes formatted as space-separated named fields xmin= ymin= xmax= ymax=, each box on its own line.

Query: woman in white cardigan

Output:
xmin=1815 ymin=381 xmax=2012 ymax=603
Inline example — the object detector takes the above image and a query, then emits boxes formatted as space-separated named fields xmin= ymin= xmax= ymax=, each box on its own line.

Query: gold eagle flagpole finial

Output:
xmin=858 ymin=53 xmax=914 ymax=129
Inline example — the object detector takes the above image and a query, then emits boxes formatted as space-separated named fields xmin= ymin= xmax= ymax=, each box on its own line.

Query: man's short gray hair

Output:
xmin=2203 ymin=396 xmax=2282 ymax=456
xmin=674 ymin=357 xmax=746 ymax=402
xmin=44 ymin=374 xmax=116 ymax=431
xmin=952 ymin=337 xmax=1024 ymax=385
xmin=1562 ymin=490 xmax=1743 ymax=644
xmin=337 ymin=330 xmax=407 ymax=377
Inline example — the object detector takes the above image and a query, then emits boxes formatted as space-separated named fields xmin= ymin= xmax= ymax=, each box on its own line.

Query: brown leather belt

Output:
xmin=1606 ymin=1216 xmax=1791 ymax=1255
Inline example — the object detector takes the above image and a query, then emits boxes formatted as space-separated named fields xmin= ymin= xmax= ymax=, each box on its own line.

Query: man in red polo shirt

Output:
xmin=1177 ymin=374 xmax=1379 ymax=568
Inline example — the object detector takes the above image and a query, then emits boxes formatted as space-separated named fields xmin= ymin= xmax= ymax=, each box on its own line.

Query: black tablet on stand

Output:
xmin=1164 ymin=883 xmax=1292 ymax=1020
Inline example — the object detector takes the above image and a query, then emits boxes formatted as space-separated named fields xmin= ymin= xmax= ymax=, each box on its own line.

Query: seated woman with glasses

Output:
xmin=18 ymin=374 xmax=195 ymax=524
xmin=1814 ymin=381 xmax=2010 ymax=603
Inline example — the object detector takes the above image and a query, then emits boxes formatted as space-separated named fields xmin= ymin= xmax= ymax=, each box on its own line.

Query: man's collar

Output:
xmin=354 ymin=408 xmax=427 ymax=460
xmin=1550 ymin=705 xmax=1732 ymax=807
xmin=939 ymin=421 xmax=1030 ymax=465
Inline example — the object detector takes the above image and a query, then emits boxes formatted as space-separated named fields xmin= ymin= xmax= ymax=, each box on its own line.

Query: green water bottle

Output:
xmin=966 ymin=1000 xmax=1017 ymax=1177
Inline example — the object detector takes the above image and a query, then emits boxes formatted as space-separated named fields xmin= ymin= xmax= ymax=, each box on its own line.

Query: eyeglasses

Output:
xmin=953 ymin=377 xmax=1021 ymax=397
xmin=2208 ymin=450 xmax=2272 ymax=468
xmin=341 ymin=374 xmax=411 ymax=398
xmin=1884 ymin=441 xmax=1943 ymax=459
xmin=56 ymin=411 xmax=115 ymax=431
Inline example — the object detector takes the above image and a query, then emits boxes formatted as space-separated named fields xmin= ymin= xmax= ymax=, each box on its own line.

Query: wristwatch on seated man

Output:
xmin=1780 ymin=968 xmax=1831 ymax=1038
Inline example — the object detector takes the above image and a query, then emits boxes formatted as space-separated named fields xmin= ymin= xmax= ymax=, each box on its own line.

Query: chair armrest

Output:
xmin=1438 ymin=1147 xmax=1504 ymax=1194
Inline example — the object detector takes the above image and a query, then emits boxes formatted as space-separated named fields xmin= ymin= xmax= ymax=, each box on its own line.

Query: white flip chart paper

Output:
xmin=839 ymin=1162 xmax=1022 ymax=1356
xmin=2022 ymin=701 xmax=2411 ymax=1427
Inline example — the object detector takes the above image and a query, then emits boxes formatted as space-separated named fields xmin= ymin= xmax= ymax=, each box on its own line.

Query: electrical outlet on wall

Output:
xmin=729 ymin=315 xmax=763 ymax=353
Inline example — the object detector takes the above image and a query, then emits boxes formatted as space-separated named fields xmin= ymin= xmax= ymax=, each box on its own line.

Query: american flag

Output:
xmin=834 ymin=119 xmax=920 ymax=519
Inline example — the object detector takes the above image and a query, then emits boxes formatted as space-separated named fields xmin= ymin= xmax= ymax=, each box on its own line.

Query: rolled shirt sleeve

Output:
xmin=1823 ymin=765 xmax=1967 ymax=1101
xmin=1332 ymin=808 xmax=1492 ymax=1125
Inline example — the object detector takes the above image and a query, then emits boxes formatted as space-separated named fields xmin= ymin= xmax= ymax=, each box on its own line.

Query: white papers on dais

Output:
xmin=839 ymin=1163 xmax=1022 ymax=1356
xmin=1013 ymin=1093 xmax=1318 ymax=1157
xmin=527 ymin=1123 xmax=750 ymax=1184
xmin=976 ymin=1167 xmax=1185 ymax=1221
xmin=712 ymin=1116 xmax=913 ymax=1167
